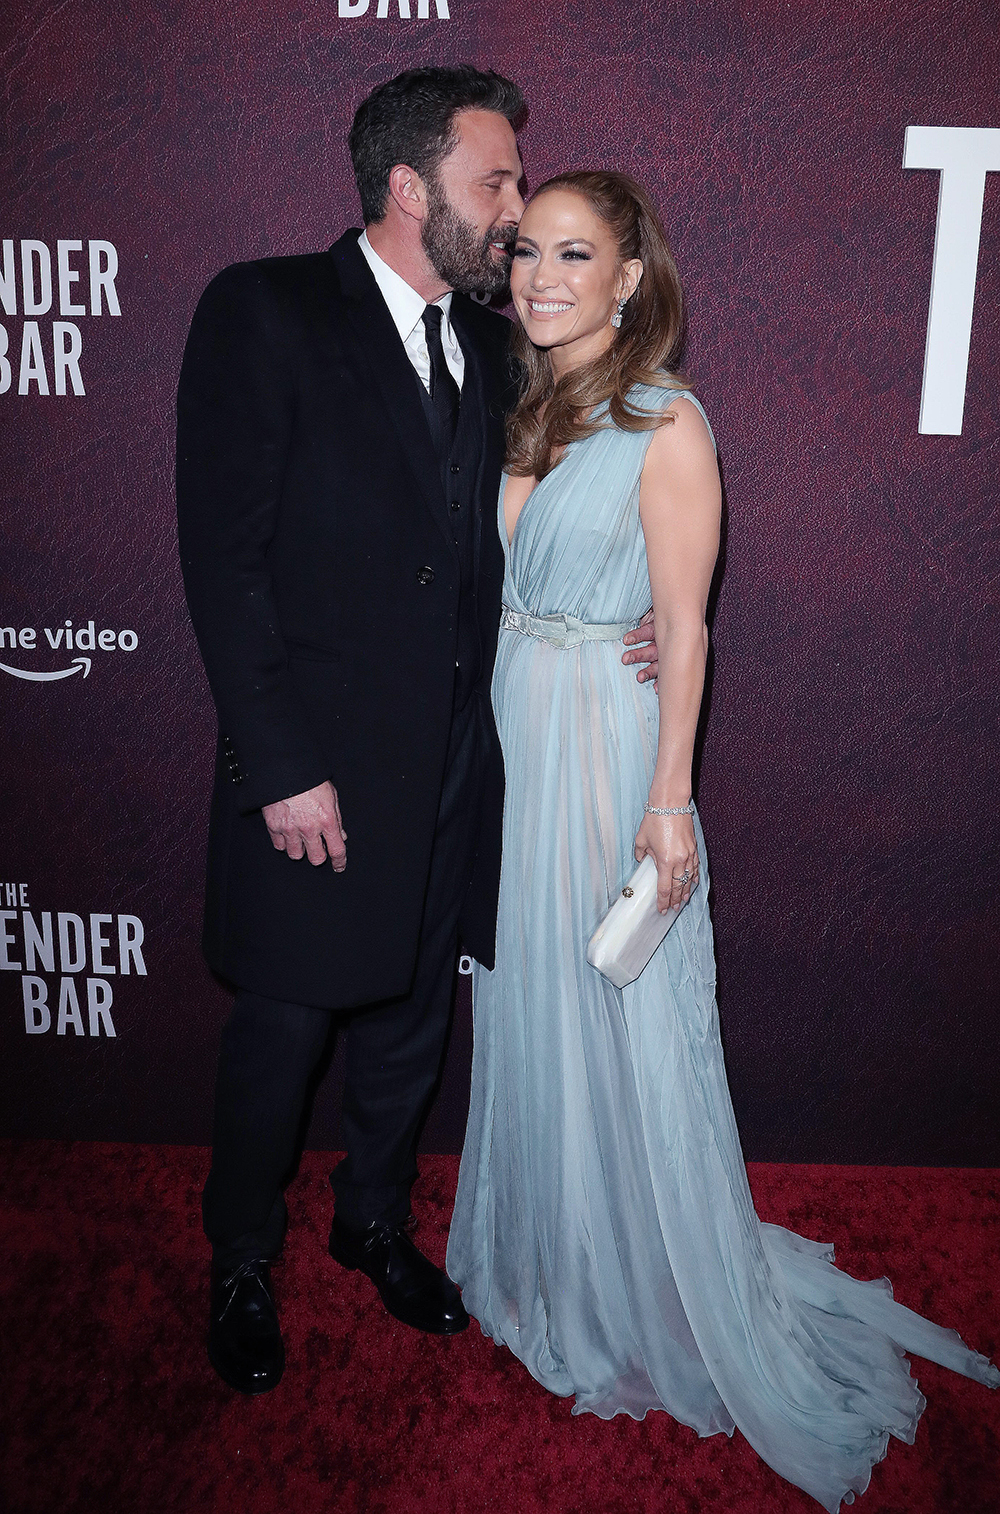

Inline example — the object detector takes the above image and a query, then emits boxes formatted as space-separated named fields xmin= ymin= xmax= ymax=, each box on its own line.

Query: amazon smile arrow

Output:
xmin=0 ymin=657 xmax=91 ymax=682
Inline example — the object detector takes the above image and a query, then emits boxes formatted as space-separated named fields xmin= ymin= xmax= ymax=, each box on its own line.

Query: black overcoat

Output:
xmin=176 ymin=230 xmax=512 ymax=1009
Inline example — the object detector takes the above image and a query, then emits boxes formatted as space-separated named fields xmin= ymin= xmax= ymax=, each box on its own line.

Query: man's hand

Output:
xmin=622 ymin=612 xmax=659 ymax=684
xmin=262 ymin=781 xmax=348 ymax=871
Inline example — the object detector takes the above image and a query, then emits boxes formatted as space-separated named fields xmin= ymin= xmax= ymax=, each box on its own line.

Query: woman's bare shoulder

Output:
xmin=643 ymin=391 xmax=717 ymax=468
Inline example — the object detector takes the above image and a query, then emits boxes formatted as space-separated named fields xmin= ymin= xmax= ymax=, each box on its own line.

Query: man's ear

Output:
xmin=387 ymin=163 xmax=428 ymax=223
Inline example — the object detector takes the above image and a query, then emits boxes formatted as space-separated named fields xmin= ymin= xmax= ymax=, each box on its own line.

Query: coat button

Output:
xmin=450 ymin=463 xmax=460 ymax=475
xmin=416 ymin=566 xmax=435 ymax=585
xmin=450 ymin=500 xmax=461 ymax=511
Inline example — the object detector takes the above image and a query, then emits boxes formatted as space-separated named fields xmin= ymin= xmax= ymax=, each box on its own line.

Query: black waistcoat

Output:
xmin=414 ymin=346 xmax=485 ymax=710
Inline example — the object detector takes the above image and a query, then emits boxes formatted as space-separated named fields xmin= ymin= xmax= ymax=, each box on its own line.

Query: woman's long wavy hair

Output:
xmin=506 ymin=171 xmax=688 ymax=480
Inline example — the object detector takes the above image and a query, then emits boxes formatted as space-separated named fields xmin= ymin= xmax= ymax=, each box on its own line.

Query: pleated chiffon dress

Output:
xmin=446 ymin=384 xmax=998 ymax=1512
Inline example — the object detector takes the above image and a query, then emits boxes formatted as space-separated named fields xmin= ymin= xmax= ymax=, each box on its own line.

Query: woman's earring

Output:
xmin=611 ymin=295 xmax=628 ymax=329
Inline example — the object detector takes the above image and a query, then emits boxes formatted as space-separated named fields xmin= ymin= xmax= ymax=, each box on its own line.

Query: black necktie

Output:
xmin=422 ymin=303 xmax=461 ymax=457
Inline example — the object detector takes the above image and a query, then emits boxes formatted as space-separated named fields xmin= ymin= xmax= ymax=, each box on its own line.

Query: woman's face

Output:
xmin=509 ymin=188 xmax=642 ymax=372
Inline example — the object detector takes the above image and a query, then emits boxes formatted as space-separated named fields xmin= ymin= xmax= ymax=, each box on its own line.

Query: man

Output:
xmin=177 ymin=65 xmax=655 ymax=1395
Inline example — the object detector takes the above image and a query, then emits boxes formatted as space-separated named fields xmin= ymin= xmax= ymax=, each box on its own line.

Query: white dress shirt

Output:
xmin=358 ymin=229 xmax=465 ymax=393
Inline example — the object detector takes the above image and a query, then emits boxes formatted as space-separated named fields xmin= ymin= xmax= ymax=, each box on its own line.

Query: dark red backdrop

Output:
xmin=2 ymin=0 xmax=997 ymax=1164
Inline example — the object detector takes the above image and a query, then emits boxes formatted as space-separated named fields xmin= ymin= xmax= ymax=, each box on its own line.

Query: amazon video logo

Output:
xmin=0 ymin=618 xmax=138 ymax=683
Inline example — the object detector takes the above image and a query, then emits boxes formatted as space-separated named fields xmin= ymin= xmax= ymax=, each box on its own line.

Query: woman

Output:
xmin=446 ymin=172 xmax=997 ymax=1511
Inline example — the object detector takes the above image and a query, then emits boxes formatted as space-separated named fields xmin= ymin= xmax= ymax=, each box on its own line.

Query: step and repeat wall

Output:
xmin=2 ymin=1 xmax=997 ymax=1163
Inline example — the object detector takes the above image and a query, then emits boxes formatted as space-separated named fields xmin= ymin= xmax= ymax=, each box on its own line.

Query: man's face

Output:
xmin=421 ymin=108 xmax=525 ymax=296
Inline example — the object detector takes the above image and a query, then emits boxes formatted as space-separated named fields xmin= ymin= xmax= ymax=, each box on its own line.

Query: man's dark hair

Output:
xmin=349 ymin=65 xmax=526 ymax=225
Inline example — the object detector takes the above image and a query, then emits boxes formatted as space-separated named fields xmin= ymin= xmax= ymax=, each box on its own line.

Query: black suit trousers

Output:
xmin=202 ymin=691 xmax=488 ymax=1265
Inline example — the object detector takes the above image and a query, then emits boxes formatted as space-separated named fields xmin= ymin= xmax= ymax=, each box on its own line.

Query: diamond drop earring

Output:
xmin=611 ymin=295 xmax=628 ymax=329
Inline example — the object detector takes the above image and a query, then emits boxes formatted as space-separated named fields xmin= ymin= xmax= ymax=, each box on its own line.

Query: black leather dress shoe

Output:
xmin=208 ymin=1258 xmax=285 ymax=1394
xmin=328 ymin=1216 xmax=469 ymax=1335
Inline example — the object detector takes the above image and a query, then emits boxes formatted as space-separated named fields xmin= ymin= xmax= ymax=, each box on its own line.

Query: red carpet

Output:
xmin=1 ymin=1142 xmax=997 ymax=1514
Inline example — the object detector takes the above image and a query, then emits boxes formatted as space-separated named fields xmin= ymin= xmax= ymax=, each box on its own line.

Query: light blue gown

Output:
xmin=447 ymin=384 xmax=998 ymax=1512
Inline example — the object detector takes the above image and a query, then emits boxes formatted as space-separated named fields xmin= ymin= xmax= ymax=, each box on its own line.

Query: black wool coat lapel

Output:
xmin=331 ymin=236 xmax=457 ymax=559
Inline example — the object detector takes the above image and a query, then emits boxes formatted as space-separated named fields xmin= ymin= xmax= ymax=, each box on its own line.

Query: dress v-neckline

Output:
xmin=502 ymin=472 xmax=544 ymax=553
xmin=503 ymin=395 xmax=657 ymax=552
xmin=502 ymin=446 xmax=571 ymax=554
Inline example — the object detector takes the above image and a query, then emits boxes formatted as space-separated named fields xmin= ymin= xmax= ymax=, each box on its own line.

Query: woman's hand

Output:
xmin=634 ymin=811 xmax=699 ymax=914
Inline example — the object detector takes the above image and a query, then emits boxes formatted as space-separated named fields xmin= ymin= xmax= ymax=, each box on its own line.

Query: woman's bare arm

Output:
xmin=634 ymin=397 xmax=722 ymax=912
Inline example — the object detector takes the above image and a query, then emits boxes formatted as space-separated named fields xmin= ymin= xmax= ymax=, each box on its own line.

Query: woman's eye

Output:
xmin=512 ymin=247 xmax=534 ymax=259
xmin=562 ymin=250 xmax=591 ymax=261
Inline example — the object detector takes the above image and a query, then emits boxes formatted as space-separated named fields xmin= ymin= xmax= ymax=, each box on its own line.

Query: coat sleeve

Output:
xmin=176 ymin=263 xmax=330 ymax=814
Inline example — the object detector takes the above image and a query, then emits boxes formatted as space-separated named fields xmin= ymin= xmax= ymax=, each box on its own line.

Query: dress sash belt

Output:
xmin=500 ymin=605 xmax=641 ymax=649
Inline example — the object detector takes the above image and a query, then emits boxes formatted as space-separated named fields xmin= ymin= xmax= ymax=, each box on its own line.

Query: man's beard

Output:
xmin=421 ymin=178 xmax=515 ymax=297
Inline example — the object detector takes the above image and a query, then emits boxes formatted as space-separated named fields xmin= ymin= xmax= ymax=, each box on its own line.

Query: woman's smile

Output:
xmin=525 ymin=298 xmax=575 ymax=317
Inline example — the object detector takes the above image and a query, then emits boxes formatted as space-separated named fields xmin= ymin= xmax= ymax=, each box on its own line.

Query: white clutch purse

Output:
xmin=586 ymin=854 xmax=687 ymax=989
